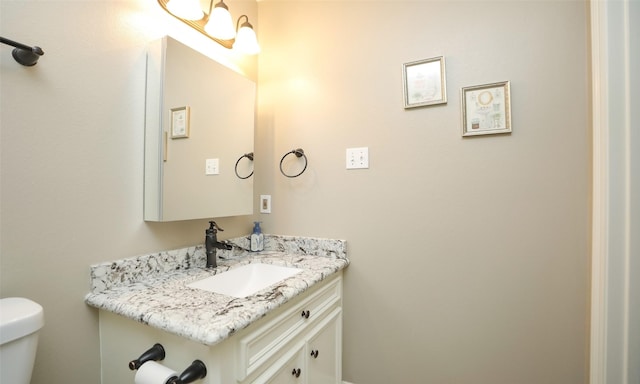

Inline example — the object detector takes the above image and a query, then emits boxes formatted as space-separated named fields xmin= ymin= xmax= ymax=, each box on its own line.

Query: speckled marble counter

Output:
xmin=85 ymin=235 xmax=348 ymax=346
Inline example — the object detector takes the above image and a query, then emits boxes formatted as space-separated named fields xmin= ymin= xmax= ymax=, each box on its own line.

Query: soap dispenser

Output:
xmin=250 ymin=222 xmax=264 ymax=252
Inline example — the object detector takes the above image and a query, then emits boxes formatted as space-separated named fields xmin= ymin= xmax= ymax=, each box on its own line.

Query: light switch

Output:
xmin=205 ymin=158 xmax=219 ymax=175
xmin=346 ymin=147 xmax=369 ymax=169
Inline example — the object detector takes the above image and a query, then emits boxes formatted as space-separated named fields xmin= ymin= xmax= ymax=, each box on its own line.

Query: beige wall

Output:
xmin=0 ymin=1 xmax=256 ymax=383
xmin=0 ymin=1 xmax=590 ymax=384
xmin=256 ymin=1 xmax=590 ymax=383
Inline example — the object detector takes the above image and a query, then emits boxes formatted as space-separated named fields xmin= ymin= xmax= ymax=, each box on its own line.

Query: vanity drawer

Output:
xmin=236 ymin=274 xmax=342 ymax=380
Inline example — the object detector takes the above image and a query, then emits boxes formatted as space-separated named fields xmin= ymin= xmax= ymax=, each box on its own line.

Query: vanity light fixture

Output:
xmin=158 ymin=0 xmax=260 ymax=54
xmin=166 ymin=0 xmax=203 ymax=21
xmin=0 ymin=36 xmax=44 ymax=66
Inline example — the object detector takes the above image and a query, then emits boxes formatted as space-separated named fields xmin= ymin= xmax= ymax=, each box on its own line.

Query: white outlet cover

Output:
xmin=260 ymin=195 xmax=271 ymax=213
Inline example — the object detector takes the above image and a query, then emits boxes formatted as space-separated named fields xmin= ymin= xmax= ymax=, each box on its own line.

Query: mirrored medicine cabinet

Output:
xmin=144 ymin=36 xmax=255 ymax=222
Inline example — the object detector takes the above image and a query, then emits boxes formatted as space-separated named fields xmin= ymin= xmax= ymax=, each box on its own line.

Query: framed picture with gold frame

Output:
xmin=403 ymin=56 xmax=447 ymax=109
xmin=170 ymin=106 xmax=190 ymax=139
xmin=461 ymin=81 xmax=511 ymax=136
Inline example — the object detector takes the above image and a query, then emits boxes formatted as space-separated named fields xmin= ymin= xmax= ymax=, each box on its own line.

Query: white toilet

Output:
xmin=0 ymin=297 xmax=44 ymax=384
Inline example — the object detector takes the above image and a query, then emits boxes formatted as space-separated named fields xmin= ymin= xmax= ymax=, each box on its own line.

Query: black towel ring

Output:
xmin=234 ymin=152 xmax=254 ymax=179
xmin=279 ymin=148 xmax=308 ymax=178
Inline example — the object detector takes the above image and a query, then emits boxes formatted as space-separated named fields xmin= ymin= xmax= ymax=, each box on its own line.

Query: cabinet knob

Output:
xmin=291 ymin=368 xmax=301 ymax=377
xmin=310 ymin=350 xmax=319 ymax=358
xmin=301 ymin=310 xmax=310 ymax=319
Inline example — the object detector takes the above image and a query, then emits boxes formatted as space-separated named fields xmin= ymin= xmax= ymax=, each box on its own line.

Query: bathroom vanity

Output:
xmin=85 ymin=236 xmax=348 ymax=384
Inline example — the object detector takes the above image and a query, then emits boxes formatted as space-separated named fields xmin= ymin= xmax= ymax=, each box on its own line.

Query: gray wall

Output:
xmin=0 ymin=1 xmax=257 ymax=383
xmin=0 ymin=1 xmax=590 ymax=384
xmin=256 ymin=1 xmax=590 ymax=383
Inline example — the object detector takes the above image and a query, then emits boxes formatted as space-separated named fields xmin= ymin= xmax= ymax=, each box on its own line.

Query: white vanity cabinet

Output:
xmin=98 ymin=272 xmax=343 ymax=384
xmin=238 ymin=276 xmax=342 ymax=384
xmin=258 ymin=306 xmax=341 ymax=384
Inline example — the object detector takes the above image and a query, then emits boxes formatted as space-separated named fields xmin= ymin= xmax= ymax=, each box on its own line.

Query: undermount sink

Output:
xmin=187 ymin=263 xmax=304 ymax=298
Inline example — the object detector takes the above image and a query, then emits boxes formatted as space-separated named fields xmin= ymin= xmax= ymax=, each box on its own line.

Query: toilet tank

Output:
xmin=0 ymin=297 xmax=44 ymax=384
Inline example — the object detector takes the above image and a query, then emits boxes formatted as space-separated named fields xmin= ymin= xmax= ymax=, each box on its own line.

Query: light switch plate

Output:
xmin=346 ymin=147 xmax=369 ymax=169
xmin=205 ymin=158 xmax=219 ymax=175
xmin=260 ymin=195 xmax=271 ymax=213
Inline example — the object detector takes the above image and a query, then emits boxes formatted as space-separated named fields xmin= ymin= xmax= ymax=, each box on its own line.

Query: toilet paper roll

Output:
xmin=134 ymin=361 xmax=178 ymax=384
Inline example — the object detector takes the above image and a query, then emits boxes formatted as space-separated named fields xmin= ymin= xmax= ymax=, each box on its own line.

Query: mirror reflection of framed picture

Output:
xmin=403 ymin=56 xmax=447 ymax=109
xmin=170 ymin=106 xmax=190 ymax=139
xmin=461 ymin=81 xmax=511 ymax=137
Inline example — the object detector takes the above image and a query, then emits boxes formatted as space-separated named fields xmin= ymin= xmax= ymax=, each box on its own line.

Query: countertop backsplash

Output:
xmin=89 ymin=234 xmax=347 ymax=294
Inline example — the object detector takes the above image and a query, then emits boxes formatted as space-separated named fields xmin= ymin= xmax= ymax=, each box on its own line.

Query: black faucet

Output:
xmin=205 ymin=221 xmax=231 ymax=268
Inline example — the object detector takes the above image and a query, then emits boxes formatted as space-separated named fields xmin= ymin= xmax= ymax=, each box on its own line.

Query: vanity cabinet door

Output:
xmin=306 ymin=307 xmax=342 ymax=384
xmin=259 ymin=344 xmax=305 ymax=384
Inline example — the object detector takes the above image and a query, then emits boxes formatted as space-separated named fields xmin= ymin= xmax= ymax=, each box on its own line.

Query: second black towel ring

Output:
xmin=234 ymin=152 xmax=254 ymax=179
xmin=279 ymin=148 xmax=308 ymax=178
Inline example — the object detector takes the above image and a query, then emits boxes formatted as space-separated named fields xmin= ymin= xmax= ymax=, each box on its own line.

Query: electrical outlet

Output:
xmin=346 ymin=147 xmax=369 ymax=169
xmin=260 ymin=195 xmax=271 ymax=213
xmin=205 ymin=158 xmax=219 ymax=175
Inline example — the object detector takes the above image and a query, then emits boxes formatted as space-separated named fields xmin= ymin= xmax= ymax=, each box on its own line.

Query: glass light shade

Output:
xmin=233 ymin=24 xmax=260 ymax=55
xmin=204 ymin=1 xmax=236 ymax=40
xmin=166 ymin=0 xmax=204 ymax=20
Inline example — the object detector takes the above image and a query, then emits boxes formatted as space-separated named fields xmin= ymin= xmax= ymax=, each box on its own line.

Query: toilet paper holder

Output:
xmin=129 ymin=344 xmax=207 ymax=384
xmin=167 ymin=360 xmax=207 ymax=384
xmin=129 ymin=343 xmax=166 ymax=370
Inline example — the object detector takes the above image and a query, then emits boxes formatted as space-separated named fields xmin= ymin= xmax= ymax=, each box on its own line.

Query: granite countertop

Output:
xmin=85 ymin=235 xmax=349 ymax=347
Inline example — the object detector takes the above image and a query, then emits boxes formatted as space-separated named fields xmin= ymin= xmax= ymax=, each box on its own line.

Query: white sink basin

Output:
xmin=187 ymin=263 xmax=304 ymax=298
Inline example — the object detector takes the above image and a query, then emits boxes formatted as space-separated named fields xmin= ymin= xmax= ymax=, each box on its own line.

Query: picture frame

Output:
xmin=170 ymin=106 xmax=190 ymax=139
xmin=461 ymin=81 xmax=511 ymax=136
xmin=403 ymin=56 xmax=447 ymax=109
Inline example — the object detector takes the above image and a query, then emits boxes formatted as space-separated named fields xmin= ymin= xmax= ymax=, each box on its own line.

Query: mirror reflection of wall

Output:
xmin=144 ymin=36 xmax=255 ymax=222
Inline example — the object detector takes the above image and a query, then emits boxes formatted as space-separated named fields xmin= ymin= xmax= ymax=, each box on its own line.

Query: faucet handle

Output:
xmin=208 ymin=220 xmax=224 ymax=233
